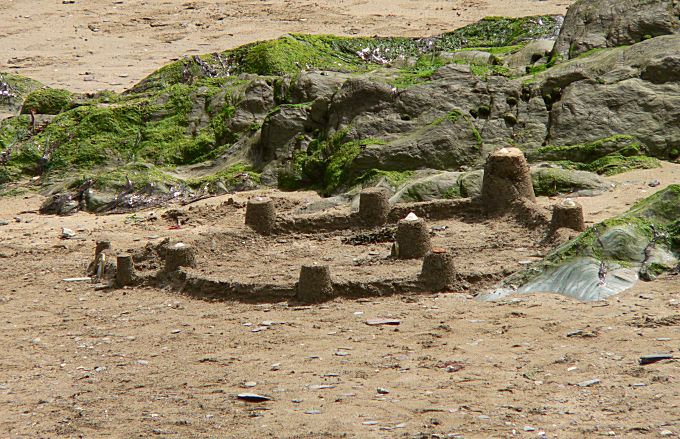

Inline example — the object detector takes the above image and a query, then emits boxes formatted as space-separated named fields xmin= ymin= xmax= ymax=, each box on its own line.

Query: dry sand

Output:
xmin=1 ymin=165 xmax=679 ymax=438
xmin=3 ymin=1 xmax=680 ymax=438
xmin=1 ymin=0 xmax=572 ymax=93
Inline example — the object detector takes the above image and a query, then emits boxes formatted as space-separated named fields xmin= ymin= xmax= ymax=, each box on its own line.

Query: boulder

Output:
xmin=503 ymin=39 xmax=555 ymax=68
xmin=553 ymin=0 xmax=680 ymax=59
xmin=487 ymin=185 xmax=680 ymax=302
xmin=439 ymin=50 xmax=500 ymax=66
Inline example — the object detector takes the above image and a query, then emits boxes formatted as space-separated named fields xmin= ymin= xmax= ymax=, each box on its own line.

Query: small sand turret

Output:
xmin=551 ymin=198 xmax=585 ymax=232
xmin=296 ymin=264 xmax=333 ymax=303
xmin=395 ymin=212 xmax=431 ymax=259
xmin=419 ymin=248 xmax=456 ymax=291
xmin=163 ymin=242 xmax=197 ymax=273
xmin=115 ymin=254 xmax=139 ymax=287
xmin=245 ymin=196 xmax=276 ymax=235
xmin=359 ymin=188 xmax=391 ymax=227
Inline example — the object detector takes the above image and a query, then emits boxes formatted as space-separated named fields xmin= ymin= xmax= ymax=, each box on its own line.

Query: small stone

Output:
xmin=577 ymin=379 xmax=600 ymax=387
xmin=376 ymin=387 xmax=390 ymax=394
xmin=335 ymin=351 xmax=349 ymax=357
xmin=61 ymin=228 xmax=76 ymax=239
xmin=660 ymin=430 xmax=673 ymax=436
xmin=243 ymin=381 xmax=257 ymax=388
xmin=366 ymin=318 xmax=401 ymax=326
xmin=237 ymin=393 xmax=271 ymax=402
xmin=170 ymin=329 xmax=181 ymax=334
xmin=310 ymin=384 xmax=335 ymax=390
xmin=95 ymin=366 xmax=107 ymax=372
xmin=648 ymin=180 xmax=661 ymax=187
xmin=362 ymin=421 xmax=379 ymax=425
xmin=0 ymin=220 xmax=9 ymax=226
xmin=271 ymin=363 xmax=281 ymax=371
xmin=639 ymin=354 xmax=674 ymax=365
xmin=524 ymin=426 xmax=536 ymax=432
xmin=251 ymin=326 xmax=268 ymax=333
xmin=304 ymin=410 xmax=321 ymax=415
xmin=137 ymin=360 xmax=149 ymax=365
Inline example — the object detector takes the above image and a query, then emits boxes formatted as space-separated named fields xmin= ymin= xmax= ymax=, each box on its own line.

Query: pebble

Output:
xmin=170 ymin=329 xmax=181 ymax=334
xmin=362 ymin=421 xmax=379 ymax=425
xmin=251 ymin=326 xmax=268 ymax=333
xmin=0 ymin=220 xmax=9 ymax=226
xmin=304 ymin=410 xmax=321 ymax=415
xmin=366 ymin=318 xmax=401 ymax=326
xmin=660 ymin=430 xmax=673 ymax=436
xmin=137 ymin=360 xmax=149 ymax=365
xmin=376 ymin=387 xmax=390 ymax=394
xmin=335 ymin=351 xmax=349 ymax=357
xmin=61 ymin=228 xmax=76 ymax=239
xmin=577 ymin=379 xmax=600 ymax=387
xmin=524 ymin=426 xmax=536 ymax=432
xmin=237 ymin=393 xmax=271 ymax=402
xmin=243 ymin=382 xmax=257 ymax=388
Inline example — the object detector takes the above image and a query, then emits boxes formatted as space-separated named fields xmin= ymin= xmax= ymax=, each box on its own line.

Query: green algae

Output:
xmin=131 ymin=15 xmax=561 ymax=93
xmin=21 ymin=88 xmax=74 ymax=115
xmin=507 ymin=185 xmax=680 ymax=288
xmin=530 ymin=135 xmax=660 ymax=176
xmin=354 ymin=169 xmax=414 ymax=188
xmin=278 ymin=128 xmax=387 ymax=194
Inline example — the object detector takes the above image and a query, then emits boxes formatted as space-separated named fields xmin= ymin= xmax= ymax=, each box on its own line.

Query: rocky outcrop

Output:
xmin=387 ymin=165 xmax=611 ymax=203
xmin=486 ymin=185 xmax=680 ymax=301
xmin=553 ymin=0 xmax=680 ymax=59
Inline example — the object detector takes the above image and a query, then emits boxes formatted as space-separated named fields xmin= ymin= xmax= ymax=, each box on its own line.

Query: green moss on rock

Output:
xmin=354 ymin=169 xmax=414 ymax=188
xmin=131 ymin=15 xmax=562 ymax=93
xmin=21 ymin=88 xmax=74 ymax=115
xmin=531 ymin=135 xmax=660 ymax=176
xmin=505 ymin=185 xmax=680 ymax=289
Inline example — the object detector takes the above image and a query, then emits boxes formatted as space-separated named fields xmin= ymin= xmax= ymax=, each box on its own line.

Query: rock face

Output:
xmin=553 ymin=0 xmax=680 ymax=59
xmin=487 ymin=185 xmax=680 ymax=302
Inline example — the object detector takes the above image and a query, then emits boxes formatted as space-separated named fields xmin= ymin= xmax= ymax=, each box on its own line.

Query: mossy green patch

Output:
xmin=278 ymin=129 xmax=386 ymax=194
xmin=21 ymin=88 xmax=74 ymax=115
xmin=532 ymin=135 xmax=642 ymax=163
xmin=469 ymin=64 xmax=510 ymax=79
xmin=530 ymin=135 xmax=660 ymax=176
xmin=0 ymin=72 xmax=43 ymax=110
xmin=132 ymin=15 xmax=562 ymax=93
xmin=187 ymin=162 xmax=261 ymax=189
xmin=390 ymin=55 xmax=447 ymax=89
xmin=354 ymin=169 xmax=414 ymax=188
xmin=507 ymin=185 xmax=680 ymax=288
xmin=579 ymin=154 xmax=660 ymax=176
xmin=75 ymin=162 xmax=180 ymax=192
xmin=437 ymin=16 xmax=561 ymax=49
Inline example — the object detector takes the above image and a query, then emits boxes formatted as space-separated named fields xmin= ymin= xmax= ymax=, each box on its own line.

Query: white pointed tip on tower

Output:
xmin=404 ymin=212 xmax=419 ymax=221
